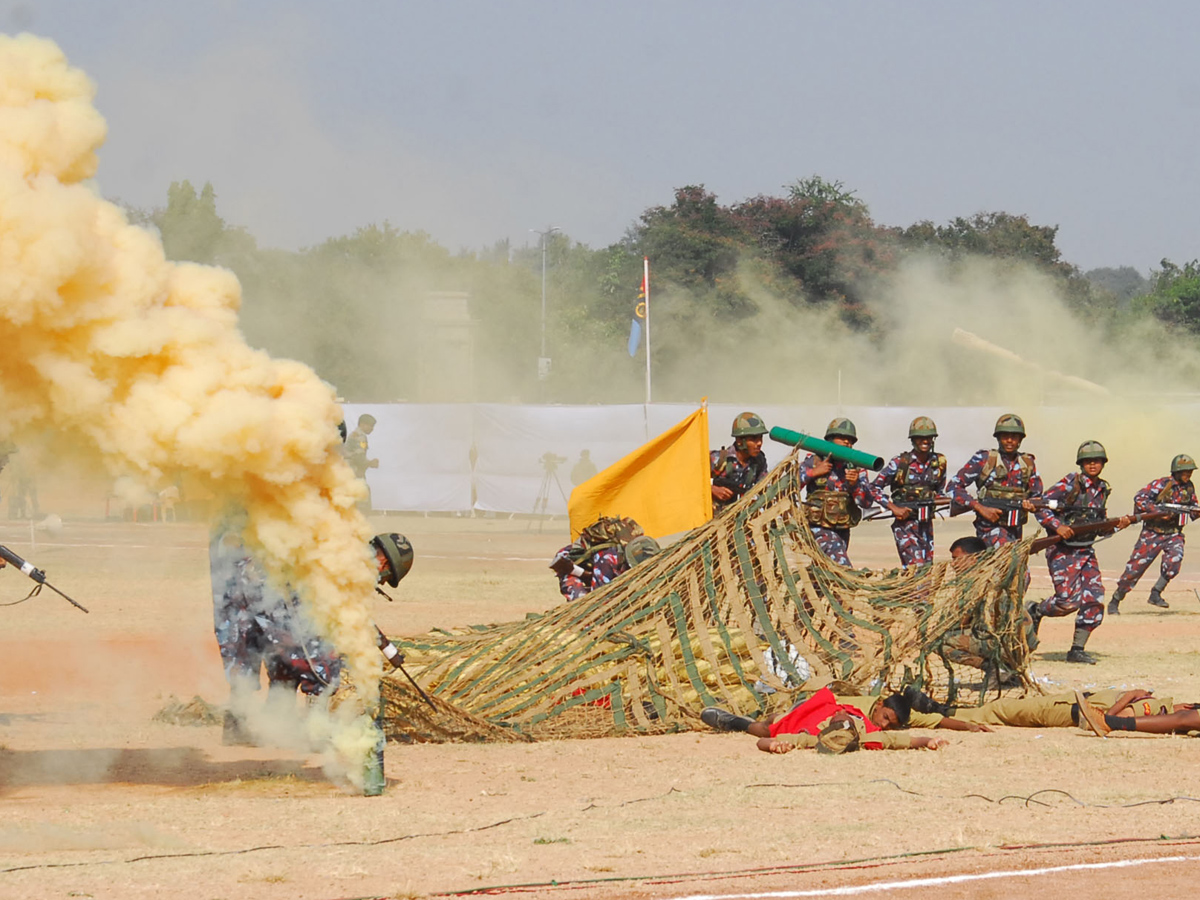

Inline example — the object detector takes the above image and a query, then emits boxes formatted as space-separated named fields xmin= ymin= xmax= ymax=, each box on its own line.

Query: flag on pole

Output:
xmin=627 ymin=272 xmax=647 ymax=356
xmin=568 ymin=404 xmax=712 ymax=539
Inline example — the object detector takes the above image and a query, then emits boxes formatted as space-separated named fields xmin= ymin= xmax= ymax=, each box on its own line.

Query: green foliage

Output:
xmin=129 ymin=176 xmax=1187 ymax=404
xmin=1137 ymin=259 xmax=1200 ymax=332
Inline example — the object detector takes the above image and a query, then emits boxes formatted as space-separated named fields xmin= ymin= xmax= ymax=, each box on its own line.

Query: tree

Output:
xmin=1137 ymin=259 xmax=1200 ymax=332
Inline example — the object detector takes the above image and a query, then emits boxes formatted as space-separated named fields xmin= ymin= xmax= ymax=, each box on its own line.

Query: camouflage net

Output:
xmin=386 ymin=449 xmax=1034 ymax=741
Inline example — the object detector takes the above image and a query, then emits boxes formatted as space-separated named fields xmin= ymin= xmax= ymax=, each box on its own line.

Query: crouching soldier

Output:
xmin=549 ymin=516 xmax=660 ymax=600
xmin=1109 ymin=454 xmax=1200 ymax=613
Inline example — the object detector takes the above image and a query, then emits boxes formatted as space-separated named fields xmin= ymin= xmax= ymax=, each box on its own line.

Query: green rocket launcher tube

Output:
xmin=768 ymin=427 xmax=885 ymax=471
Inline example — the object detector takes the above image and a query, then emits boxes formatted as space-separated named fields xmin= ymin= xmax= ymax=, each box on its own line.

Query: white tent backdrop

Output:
xmin=337 ymin=404 xmax=1200 ymax=514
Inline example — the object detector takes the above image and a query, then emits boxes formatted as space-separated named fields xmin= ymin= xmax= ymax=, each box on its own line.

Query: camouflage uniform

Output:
xmin=947 ymin=449 xmax=1044 ymax=548
xmin=870 ymin=451 xmax=947 ymax=567
xmin=1030 ymin=471 xmax=1111 ymax=632
xmin=551 ymin=540 xmax=628 ymax=600
xmin=210 ymin=521 xmax=341 ymax=697
xmin=1115 ymin=475 xmax=1198 ymax=596
xmin=709 ymin=445 xmax=769 ymax=513
xmin=799 ymin=455 xmax=875 ymax=567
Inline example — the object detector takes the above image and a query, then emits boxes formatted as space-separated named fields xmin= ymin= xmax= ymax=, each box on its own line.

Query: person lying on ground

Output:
xmin=744 ymin=686 xmax=949 ymax=753
xmin=909 ymin=687 xmax=1192 ymax=730
xmin=1074 ymin=689 xmax=1200 ymax=737
xmin=702 ymin=684 xmax=993 ymax=738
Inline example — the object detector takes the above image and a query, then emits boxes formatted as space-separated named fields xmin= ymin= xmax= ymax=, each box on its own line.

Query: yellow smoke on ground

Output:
xmin=0 ymin=34 xmax=380 ymax=754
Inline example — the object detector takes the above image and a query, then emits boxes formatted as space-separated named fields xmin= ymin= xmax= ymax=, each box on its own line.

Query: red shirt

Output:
xmin=768 ymin=686 xmax=886 ymax=749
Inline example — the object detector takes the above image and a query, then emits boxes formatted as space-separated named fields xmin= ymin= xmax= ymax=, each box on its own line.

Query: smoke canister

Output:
xmin=362 ymin=708 xmax=386 ymax=796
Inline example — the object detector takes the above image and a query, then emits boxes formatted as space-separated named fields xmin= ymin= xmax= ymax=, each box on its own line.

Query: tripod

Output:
xmin=530 ymin=462 xmax=569 ymax=532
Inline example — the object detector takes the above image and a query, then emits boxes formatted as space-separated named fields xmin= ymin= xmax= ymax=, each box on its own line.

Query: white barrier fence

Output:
xmin=338 ymin=402 xmax=1200 ymax=516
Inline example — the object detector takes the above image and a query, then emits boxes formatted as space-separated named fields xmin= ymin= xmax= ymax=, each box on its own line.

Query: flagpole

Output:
xmin=643 ymin=256 xmax=652 ymax=404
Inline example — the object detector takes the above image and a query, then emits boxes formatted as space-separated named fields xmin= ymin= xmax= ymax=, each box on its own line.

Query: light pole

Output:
xmin=530 ymin=226 xmax=559 ymax=377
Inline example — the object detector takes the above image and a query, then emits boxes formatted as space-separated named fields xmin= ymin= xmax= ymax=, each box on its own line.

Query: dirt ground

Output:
xmin=3 ymin=496 xmax=1200 ymax=900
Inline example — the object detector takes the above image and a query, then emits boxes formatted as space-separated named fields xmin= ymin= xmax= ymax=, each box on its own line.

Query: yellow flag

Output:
xmin=568 ymin=406 xmax=713 ymax=539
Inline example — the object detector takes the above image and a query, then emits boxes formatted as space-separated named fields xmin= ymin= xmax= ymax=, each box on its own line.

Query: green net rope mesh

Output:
xmin=377 ymin=449 xmax=1035 ymax=742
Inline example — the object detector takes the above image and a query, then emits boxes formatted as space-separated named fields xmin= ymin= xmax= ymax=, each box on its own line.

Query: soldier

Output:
xmin=549 ymin=516 xmax=659 ymax=600
xmin=1026 ymin=441 xmax=1130 ymax=664
xmin=798 ymin=418 xmax=875 ymax=567
xmin=209 ymin=509 xmax=342 ymax=745
xmin=343 ymin=413 xmax=379 ymax=513
xmin=710 ymin=412 xmax=769 ymax=513
xmin=870 ymin=416 xmax=947 ymax=566
xmin=1108 ymin=454 xmax=1200 ymax=613
xmin=946 ymin=413 xmax=1044 ymax=549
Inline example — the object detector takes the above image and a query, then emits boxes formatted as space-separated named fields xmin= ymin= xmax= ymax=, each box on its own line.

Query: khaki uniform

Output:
xmin=778 ymin=725 xmax=914 ymax=750
xmin=950 ymin=689 xmax=1132 ymax=728
xmin=343 ymin=427 xmax=373 ymax=512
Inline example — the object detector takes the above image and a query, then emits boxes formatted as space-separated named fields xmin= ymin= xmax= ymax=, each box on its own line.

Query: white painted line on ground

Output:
xmin=670 ymin=853 xmax=1200 ymax=899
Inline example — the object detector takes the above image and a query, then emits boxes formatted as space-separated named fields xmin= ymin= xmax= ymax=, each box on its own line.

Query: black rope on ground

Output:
xmin=0 ymin=812 xmax=545 ymax=875
xmin=744 ymin=778 xmax=1200 ymax=809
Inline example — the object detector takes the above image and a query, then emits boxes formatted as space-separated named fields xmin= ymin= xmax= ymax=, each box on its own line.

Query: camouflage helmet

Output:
xmin=731 ymin=411 xmax=768 ymax=438
xmin=824 ymin=417 xmax=858 ymax=443
xmin=993 ymin=413 xmax=1026 ymax=438
xmin=1171 ymin=454 xmax=1198 ymax=475
xmin=1076 ymin=440 xmax=1108 ymax=464
xmin=908 ymin=416 xmax=938 ymax=439
xmin=372 ymin=532 xmax=414 ymax=587
xmin=624 ymin=535 xmax=661 ymax=568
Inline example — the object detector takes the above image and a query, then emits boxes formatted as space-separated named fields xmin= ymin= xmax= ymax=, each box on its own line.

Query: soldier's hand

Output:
xmin=1056 ymin=524 xmax=1074 ymax=540
xmin=712 ymin=485 xmax=734 ymax=502
xmin=965 ymin=722 xmax=993 ymax=733
xmin=890 ymin=504 xmax=911 ymax=521
xmin=1021 ymin=499 xmax=1036 ymax=512
xmin=846 ymin=468 xmax=860 ymax=485
xmin=974 ymin=503 xmax=1001 ymax=524
xmin=927 ymin=736 xmax=948 ymax=750
xmin=809 ymin=458 xmax=833 ymax=477
xmin=1117 ymin=516 xmax=1132 ymax=530
xmin=768 ymin=740 xmax=794 ymax=754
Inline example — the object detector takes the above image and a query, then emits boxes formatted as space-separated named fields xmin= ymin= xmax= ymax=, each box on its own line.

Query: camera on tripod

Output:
xmin=539 ymin=452 xmax=567 ymax=473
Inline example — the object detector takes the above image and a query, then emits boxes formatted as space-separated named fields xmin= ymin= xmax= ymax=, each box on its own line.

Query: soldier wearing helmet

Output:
xmin=946 ymin=413 xmax=1044 ymax=549
xmin=869 ymin=416 xmax=948 ymax=567
xmin=710 ymin=412 xmax=770 ymax=514
xmin=798 ymin=418 xmax=876 ymax=567
xmin=1028 ymin=441 xmax=1131 ymax=664
xmin=1108 ymin=454 xmax=1200 ymax=615
xmin=343 ymin=413 xmax=380 ymax=513
xmin=549 ymin=515 xmax=648 ymax=600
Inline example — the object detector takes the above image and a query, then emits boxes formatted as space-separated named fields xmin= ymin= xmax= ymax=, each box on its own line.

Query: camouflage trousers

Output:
xmin=1116 ymin=529 xmax=1186 ymax=594
xmin=215 ymin=598 xmax=341 ymax=696
xmin=811 ymin=526 xmax=852 ymax=567
xmin=975 ymin=520 xmax=1031 ymax=592
xmin=891 ymin=520 xmax=934 ymax=567
xmin=1034 ymin=542 xmax=1105 ymax=631
xmin=557 ymin=548 xmax=625 ymax=600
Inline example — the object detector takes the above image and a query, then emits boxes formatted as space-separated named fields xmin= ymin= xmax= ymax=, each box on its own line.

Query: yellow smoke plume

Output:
xmin=0 ymin=35 xmax=380 ymax=709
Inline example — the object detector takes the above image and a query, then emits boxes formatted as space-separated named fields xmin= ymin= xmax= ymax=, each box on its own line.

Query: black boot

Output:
xmin=1148 ymin=576 xmax=1170 ymax=608
xmin=700 ymin=707 xmax=754 ymax=732
xmin=1107 ymin=589 xmax=1125 ymax=616
xmin=1065 ymin=627 xmax=1097 ymax=665
xmin=222 ymin=710 xmax=255 ymax=746
xmin=1025 ymin=601 xmax=1043 ymax=651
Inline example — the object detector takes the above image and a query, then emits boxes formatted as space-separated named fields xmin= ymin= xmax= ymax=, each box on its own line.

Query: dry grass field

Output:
xmin=3 ymin=492 xmax=1200 ymax=900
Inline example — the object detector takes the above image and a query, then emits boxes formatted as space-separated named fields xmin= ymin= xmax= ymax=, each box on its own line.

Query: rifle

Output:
xmin=863 ymin=496 xmax=952 ymax=522
xmin=374 ymin=623 xmax=436 ymax=708
xmin=0 ymin=544 xmax=88 ymax=613
xmin=949 ymin=497 xmax=1078 ymax=518
xmin=1029 ymin=513 xmax=1157 ymax=554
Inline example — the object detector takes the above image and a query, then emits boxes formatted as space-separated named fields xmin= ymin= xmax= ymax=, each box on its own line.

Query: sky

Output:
xmin=14 ymin=1 xmax=1200 ymax=272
